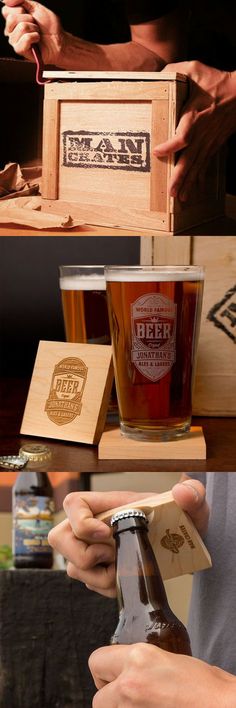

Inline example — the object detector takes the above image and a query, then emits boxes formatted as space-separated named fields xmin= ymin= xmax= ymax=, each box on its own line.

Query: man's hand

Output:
xmin=48 ymin=480 xmax=209 ymax=598
xmin=89 ymin=643 xmax=236 ymax=707
xmin=1 ymin=1 xmax=170 ymax=70
xmin=2 ymin=0 xmax=63 ymax=64
xmin=155 ymin=60 xmax=236 ymax=201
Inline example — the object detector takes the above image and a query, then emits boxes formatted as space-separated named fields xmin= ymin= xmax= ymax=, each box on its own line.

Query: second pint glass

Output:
xmin=59 ymin=265 xmax=110 ymax=345
xmin=105 ymin=265 xmax=204 ymax=441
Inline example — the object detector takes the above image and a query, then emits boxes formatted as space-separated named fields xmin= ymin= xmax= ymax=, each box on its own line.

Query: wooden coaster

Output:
xmin=98 ymin=426 xmax=206 ymax=460
xmin=98 ymin=491 xmax=211 ymax=580
xmin=20 ymin=340 xmax=113 ymax=445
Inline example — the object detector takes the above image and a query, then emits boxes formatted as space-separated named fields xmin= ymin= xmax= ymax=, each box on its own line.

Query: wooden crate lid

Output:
xmin=43 ymin=70 xmax=188 ymax=82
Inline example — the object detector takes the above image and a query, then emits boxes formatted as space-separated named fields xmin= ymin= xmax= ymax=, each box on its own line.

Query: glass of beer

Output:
xmin=59 ymin=265 xmax=117 ymax=415
xmin=59 ymin=265 xmax=110 ymax=345
xmin=105 ymin=265 xmax=204 ymax=441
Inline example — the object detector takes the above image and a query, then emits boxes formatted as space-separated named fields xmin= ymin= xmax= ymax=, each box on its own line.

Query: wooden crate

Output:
xmin=141 ymin=235 xmax=236 ymax=415
xmin=41 ymin=71 xmax=224 ymax=235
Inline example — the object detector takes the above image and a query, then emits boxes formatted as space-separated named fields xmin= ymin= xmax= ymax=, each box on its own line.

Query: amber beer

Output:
xmin=59 ymin=265 xmax=110 ymax=345
xmin=110 ymin=509 xmax=192 ymax=653
xmin=105 ymin=265 xmax=204 ymax=441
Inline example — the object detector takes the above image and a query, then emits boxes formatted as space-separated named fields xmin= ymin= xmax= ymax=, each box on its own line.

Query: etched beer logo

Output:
xmin=161 ymin=529 xmax=185 ymax=554
xmin=45 ymin=357 xmax=88 ymax=425
xmin=207 ymin=284 xmax=236 ymax=343
xmin=131 ymin=293 xmax=177 ymax=381
xmin=62 ymin=130 xmax=150 ymax=172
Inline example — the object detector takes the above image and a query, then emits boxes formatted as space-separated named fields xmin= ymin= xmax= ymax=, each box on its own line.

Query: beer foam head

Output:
xmin=60 ymin=274 xmax=106 ymax=290
xmin=105 ymin=266 xmax=204 ymax=282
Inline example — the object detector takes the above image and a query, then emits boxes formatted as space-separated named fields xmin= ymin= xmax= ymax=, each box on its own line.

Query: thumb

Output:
xmin=172 ymin=479 xmax=209 ymax=535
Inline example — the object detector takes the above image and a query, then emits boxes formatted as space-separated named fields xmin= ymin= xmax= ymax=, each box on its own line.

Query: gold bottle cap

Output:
xmin=18 ymin=443 xmax=52 ymax=464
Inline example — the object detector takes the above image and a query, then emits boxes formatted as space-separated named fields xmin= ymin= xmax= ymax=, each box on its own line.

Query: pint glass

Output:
xmin=105 ymin=265 xmax=204 ymax=441
xmin=59 ymin=265 xmax=117 ymax=415
xmin=59 ymin=265 xmax=110 ymax=345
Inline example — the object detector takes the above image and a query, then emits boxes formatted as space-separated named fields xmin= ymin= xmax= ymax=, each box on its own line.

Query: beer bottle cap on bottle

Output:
xmin=110 ymin=509 xmax=147 ymax=526
xmin=18 ymin=443 xmax=52 ymax=464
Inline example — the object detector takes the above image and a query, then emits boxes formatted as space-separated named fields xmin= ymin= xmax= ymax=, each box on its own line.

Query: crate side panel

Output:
xmin=58 ymin=101 xmax=152 ymax=209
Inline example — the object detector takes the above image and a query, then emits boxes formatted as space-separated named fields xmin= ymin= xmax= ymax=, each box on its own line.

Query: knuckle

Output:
xmin=118 ymin=671 xmax=142 ymax=703
xmin=63 ymin=492 xmax=78 ymax=511
xmin=66 ymin=562 xmax=80 ymax=580
xmin=128 ymin=643 xmax=151 ymax=668
xmin=188 ymin=59 xmax=200 ymax=73
xmin=78 ymin=553 xmax=91 ymax=571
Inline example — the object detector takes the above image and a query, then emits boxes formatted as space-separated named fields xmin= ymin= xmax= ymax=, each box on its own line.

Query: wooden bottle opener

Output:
xmin=97 ymin=490 xmax=212 ymax=581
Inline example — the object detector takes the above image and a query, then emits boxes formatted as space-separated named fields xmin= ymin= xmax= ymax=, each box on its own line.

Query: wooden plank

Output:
xmin=44 ymin=82 xmax=170 ymax=101
xmin=42 ymin=199 xmax=170 ymax=231
xmin=98 ymin=490 xmax=211 ymax=580
xmin=140 ymin=236 xmax=153 ymax=264
xmin=153 ymin=235 xmax=191 ymax=265
xmin=43 ymin=70 xmax=188 ymax=81
xmin=42 ymin=99 xmax=60 ymax=199
xmin=98 ymin=426 xmax=206 ymax=460
xmin=150 ymin=100 xmax=169 ymax=215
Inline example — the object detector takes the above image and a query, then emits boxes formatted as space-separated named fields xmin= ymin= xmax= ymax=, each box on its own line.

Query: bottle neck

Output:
xmin=14 ymin=471 xmax=52 ymax=495
xmin=114 ymin=523 xmax=169 ymax=614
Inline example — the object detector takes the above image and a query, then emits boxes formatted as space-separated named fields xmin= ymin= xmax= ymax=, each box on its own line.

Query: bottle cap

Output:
xmin=110 ymin=509 xmax=147 ymax=526
xmin=18 ymin=443 xmax=52 ymax=464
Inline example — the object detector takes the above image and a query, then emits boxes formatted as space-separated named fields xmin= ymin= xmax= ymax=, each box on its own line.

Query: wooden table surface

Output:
xmin=1 ymin=378 xmax=235 ymax=472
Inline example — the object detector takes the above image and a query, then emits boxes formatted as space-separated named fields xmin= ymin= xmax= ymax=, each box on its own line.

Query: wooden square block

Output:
xmin=98 ymin=426 xmax=206 ymax=459
xmin=98 ymin=491 xmax=211 ymax=580
xmin=20 ymin=340 xmax=113 ymax=444
xmin=41 ymin=71 xmax=224 ymax=235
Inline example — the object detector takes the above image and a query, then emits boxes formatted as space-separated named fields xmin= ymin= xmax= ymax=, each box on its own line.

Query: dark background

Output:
xmin=0 ymin=236 xmax=140 ymax=377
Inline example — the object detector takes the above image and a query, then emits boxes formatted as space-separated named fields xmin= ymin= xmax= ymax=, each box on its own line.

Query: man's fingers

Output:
xmin=63 ymin=491 xmax=151 ymax=542
xmin=172 ymin=479 xmax=209 ymax=534
xmin=154 ymin=134 xmax=187 ymax=157
xmin=2 ymin=5 xmax=24 ymax=21
xmin=48 ymin=518 xmax=114 ymax=565
xmin=8 ymin=29 xmax=39 ymax=52
xmin=89 ymin=645 xmax=128 ymax=687
xmin=67 ymin=562 xmax=116 ymax=597
xmin=2 ymin=0 xmax=36 ymax=8
xmin=7 ymin=20 xmax=38 ymax=42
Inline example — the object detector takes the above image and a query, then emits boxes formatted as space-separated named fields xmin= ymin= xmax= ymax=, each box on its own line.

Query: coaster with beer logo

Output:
xmin=20 ymin=341 xmax=113 ymax=444
xmin=98 ymin=426 xmax=206 ymax=459
xmin=97 ymin=491 xmax=211 ymax=580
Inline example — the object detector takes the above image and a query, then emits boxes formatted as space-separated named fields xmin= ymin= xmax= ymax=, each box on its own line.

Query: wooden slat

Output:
xmin=42 ymin=99 xmax=60 ymax=199
xmin=42 ymin=199 xmax=170 ymax=231
xmin=150 ymin=100 xmax=169 ymax=216
xmin=44 ymin=82 xmax=169 ymax=101
xmin=43 ymin=70 xmax=188 ymax=82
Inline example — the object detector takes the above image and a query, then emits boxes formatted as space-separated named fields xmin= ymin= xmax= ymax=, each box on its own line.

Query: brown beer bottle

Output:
xmin=110 ymin=509 xmax=192 ymax=654
xmin=12 ymin=444 xmax=55 ymax=569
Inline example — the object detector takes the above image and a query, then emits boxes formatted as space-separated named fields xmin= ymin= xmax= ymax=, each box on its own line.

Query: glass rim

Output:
xmin=104 ymin=265 xmax=204 ymax=282
xmin=59 ymin=264 xmax=105 ymax=271
xmin=59 ymin=265 xmax=106 ymax=290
